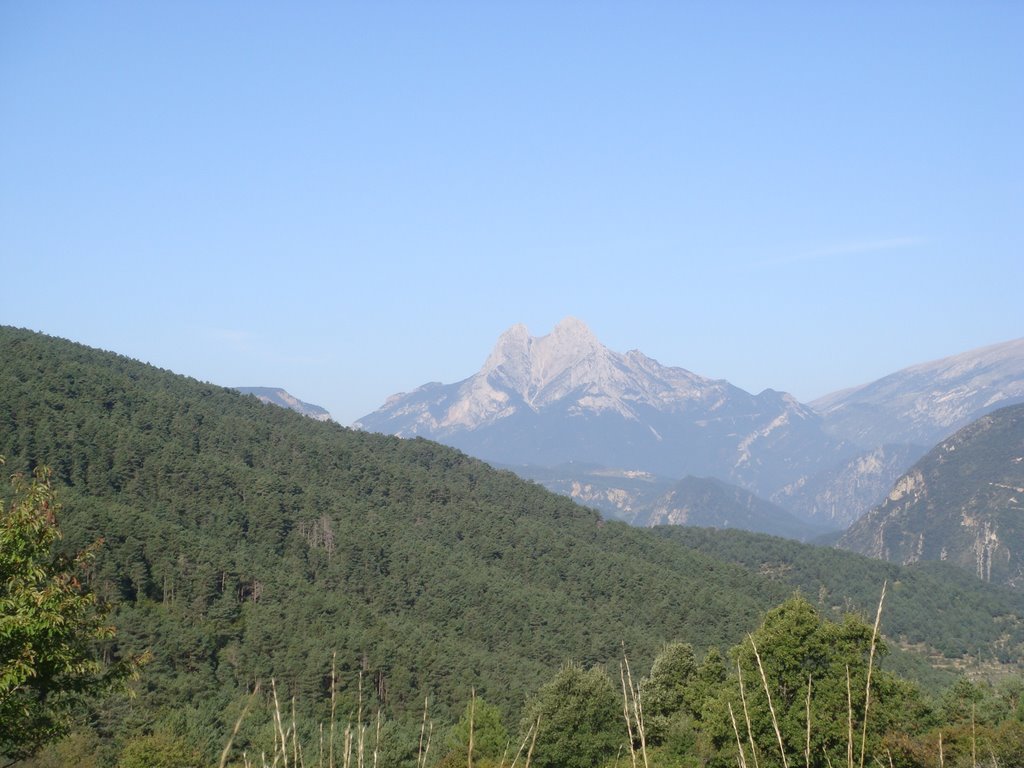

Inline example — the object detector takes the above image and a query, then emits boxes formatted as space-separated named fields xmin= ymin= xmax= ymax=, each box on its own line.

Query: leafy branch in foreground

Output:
xmin=0 ymin=460 xmax=134 ymax=761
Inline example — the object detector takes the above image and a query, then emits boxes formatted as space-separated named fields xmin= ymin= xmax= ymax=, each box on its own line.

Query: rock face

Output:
xmin=235 ymin=387 xmax=333 ymax=422
xmin=838 ymin=403 xmax=1024 ymax=588
xmin=356 ymin=318 xmax=855 ymax=529
xmin=814 ymin=338 xmax=1024 ymax=447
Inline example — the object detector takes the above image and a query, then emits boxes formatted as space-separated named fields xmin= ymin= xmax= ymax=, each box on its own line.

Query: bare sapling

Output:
xmin=357 ymin=673 xmax=365 ymax=768
xmin=846 ymin=666 xmax=854 ymax=768
xmin=621 ymin=649 xmax=649 ymax=768
xmin=972 ymin=703 xmax=977 ymax=768
xmin=330 ymin=653 xmax=338 ymax=768
xmin=805 ymin=675 xmax=812 ymax=768
xmin=373 ymin=708 xmax=381 ymax=768
xmin=219 ymin=682 xmax=261 ymax=768
xmin=728 ymin=702 xmax=749 ymax=768
xmin=737 ymin=660 xmax=760 ymax=768
xmin=750 ymin=635 xmax=789 ymax=768
xmin=272 ymin=679 xmax=290 ymax=768
xmin=468 ymin=688 xmax=476 ymax=768
xmin=509 ymin=717 xmax=536 ymax=768
xmin=416 ymin=695 xmax=430 ymax=768
xmin=523 ymin=715 xmax=540 ymax=768
xmin=619 ymin=662 xmax=638 ymax=768
xmin=858 ymin=581 xmax=886 ymax=768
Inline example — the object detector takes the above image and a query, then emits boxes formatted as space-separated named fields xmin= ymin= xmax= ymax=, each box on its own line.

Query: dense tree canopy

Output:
xmin=520 ymin=663 xmax=622 ymax=768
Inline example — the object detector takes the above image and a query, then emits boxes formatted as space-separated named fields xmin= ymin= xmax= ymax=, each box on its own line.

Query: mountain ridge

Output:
xmin=812 ymin=337 xmax=1024 ymax=447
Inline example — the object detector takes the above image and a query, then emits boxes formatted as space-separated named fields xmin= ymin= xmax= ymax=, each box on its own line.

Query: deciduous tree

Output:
xmin=0 ymin=461 xmax=131 ymax=760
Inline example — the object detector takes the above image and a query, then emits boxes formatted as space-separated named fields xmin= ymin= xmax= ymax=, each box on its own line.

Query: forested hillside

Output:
xmin=655 ymin=527 xmax=1024 ymax=664
xmin=3 ymin=326 xmax=1024 ymax=766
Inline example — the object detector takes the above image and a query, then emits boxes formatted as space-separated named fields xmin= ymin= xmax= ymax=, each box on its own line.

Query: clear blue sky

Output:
xmin=2 ymin=2 xmax=1021 ymax=425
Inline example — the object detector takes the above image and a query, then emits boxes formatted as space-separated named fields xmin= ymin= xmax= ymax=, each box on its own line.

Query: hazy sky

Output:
xmin=2 ymin=2 xmax=1021 ymax=425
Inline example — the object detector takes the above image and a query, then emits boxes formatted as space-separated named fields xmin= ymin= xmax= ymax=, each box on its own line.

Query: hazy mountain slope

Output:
xmin=504 ymin=462 xmax=676 ymax=525
xmin=646 ymin=476 xmax=829 ymax=540
xmin=235 ymin=386 xmax=333 ymax=421
xmin=838 ymin=403 xmax=1024 ymax=588
xmin=356 ymin=318 xmax=856 ymax=512
xmin=772 ymin=443 xmax=929 ymax=528
xmin=813 ymin=337 xmax=1024 ymax=447
xmin=510 ymin=465 xmax=823 ymax=539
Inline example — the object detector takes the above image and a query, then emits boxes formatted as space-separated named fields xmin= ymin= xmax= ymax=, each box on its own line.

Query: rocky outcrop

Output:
xmin=235 ymin=387 xmax=333 ymax=422
xmin=838 ymin=404 xmax=1024 ymax=588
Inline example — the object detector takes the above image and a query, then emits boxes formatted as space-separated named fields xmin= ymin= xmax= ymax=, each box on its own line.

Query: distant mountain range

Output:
xmin=839 ymin=403 xmax=1024 ymax=588
xmin=235 ymin=387 xmax=333 ymax=421
xmin=357 ymin=319 xmax=1024 ymax=538
xmin=355 ymin=318 xmax=856 ymax=530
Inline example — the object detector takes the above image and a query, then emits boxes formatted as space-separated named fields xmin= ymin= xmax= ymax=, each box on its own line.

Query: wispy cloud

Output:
xmin=206 ymin=327 xmax=257 ymax=352
xmin=202 ymin=327 xmax=330 ymax=366
xmin=753 ymin=236 xmax=926 ymax=268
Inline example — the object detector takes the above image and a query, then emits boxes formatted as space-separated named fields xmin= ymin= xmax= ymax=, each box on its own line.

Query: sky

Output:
xmin=2 ymin=2 xmax=1022 ymax=425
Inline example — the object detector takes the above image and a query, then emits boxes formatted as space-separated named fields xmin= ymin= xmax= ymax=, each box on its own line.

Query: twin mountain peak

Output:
xmin=353 ymin=319 xmax=1024 ymax=545
xmin=360 ymin=316 xmax=803 ymax=435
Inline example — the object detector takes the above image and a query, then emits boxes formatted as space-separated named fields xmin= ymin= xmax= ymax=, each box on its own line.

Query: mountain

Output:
xmin=813 ymin=337 xmax=1024 ymax=447
xmin=778 ymin=337 xmax=1024 ymax=530
xmin=356 ymin=318 xmax=857 ymax=530
xmin=838 ymin=403 xmax=1024 ymax=588
xmin=235 ymin=386 xmax=333 ymax=421
xmin=646 ymin=476 xmax=830 ymax=540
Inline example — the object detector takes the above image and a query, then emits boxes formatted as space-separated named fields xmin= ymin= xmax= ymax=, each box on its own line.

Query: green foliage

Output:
xmin=116 ymin=729 xmax=204 ymax=768
xmin=16 ymin=729 xmax=108 ymax=768
xmin=656 ymin=525 xmax=1024 ymax=677
xmin=446 ymin=695 xmax=509 ymax=764
xmin=707 ymin=595 xmax=928 ymax=768
xmin=687 ymin=646 xmax=727 ymax=720
xmin=0 ymin=461 xmax=131 ymax=760
xmin=520 ymin=663 xmax=622 ymax=768
xmin=641 ymin=642 xmax=697 ymax=742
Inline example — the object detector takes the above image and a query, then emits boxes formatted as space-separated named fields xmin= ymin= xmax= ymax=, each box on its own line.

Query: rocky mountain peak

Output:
xmin=481 ymin=318 xmax=610 ymax=405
